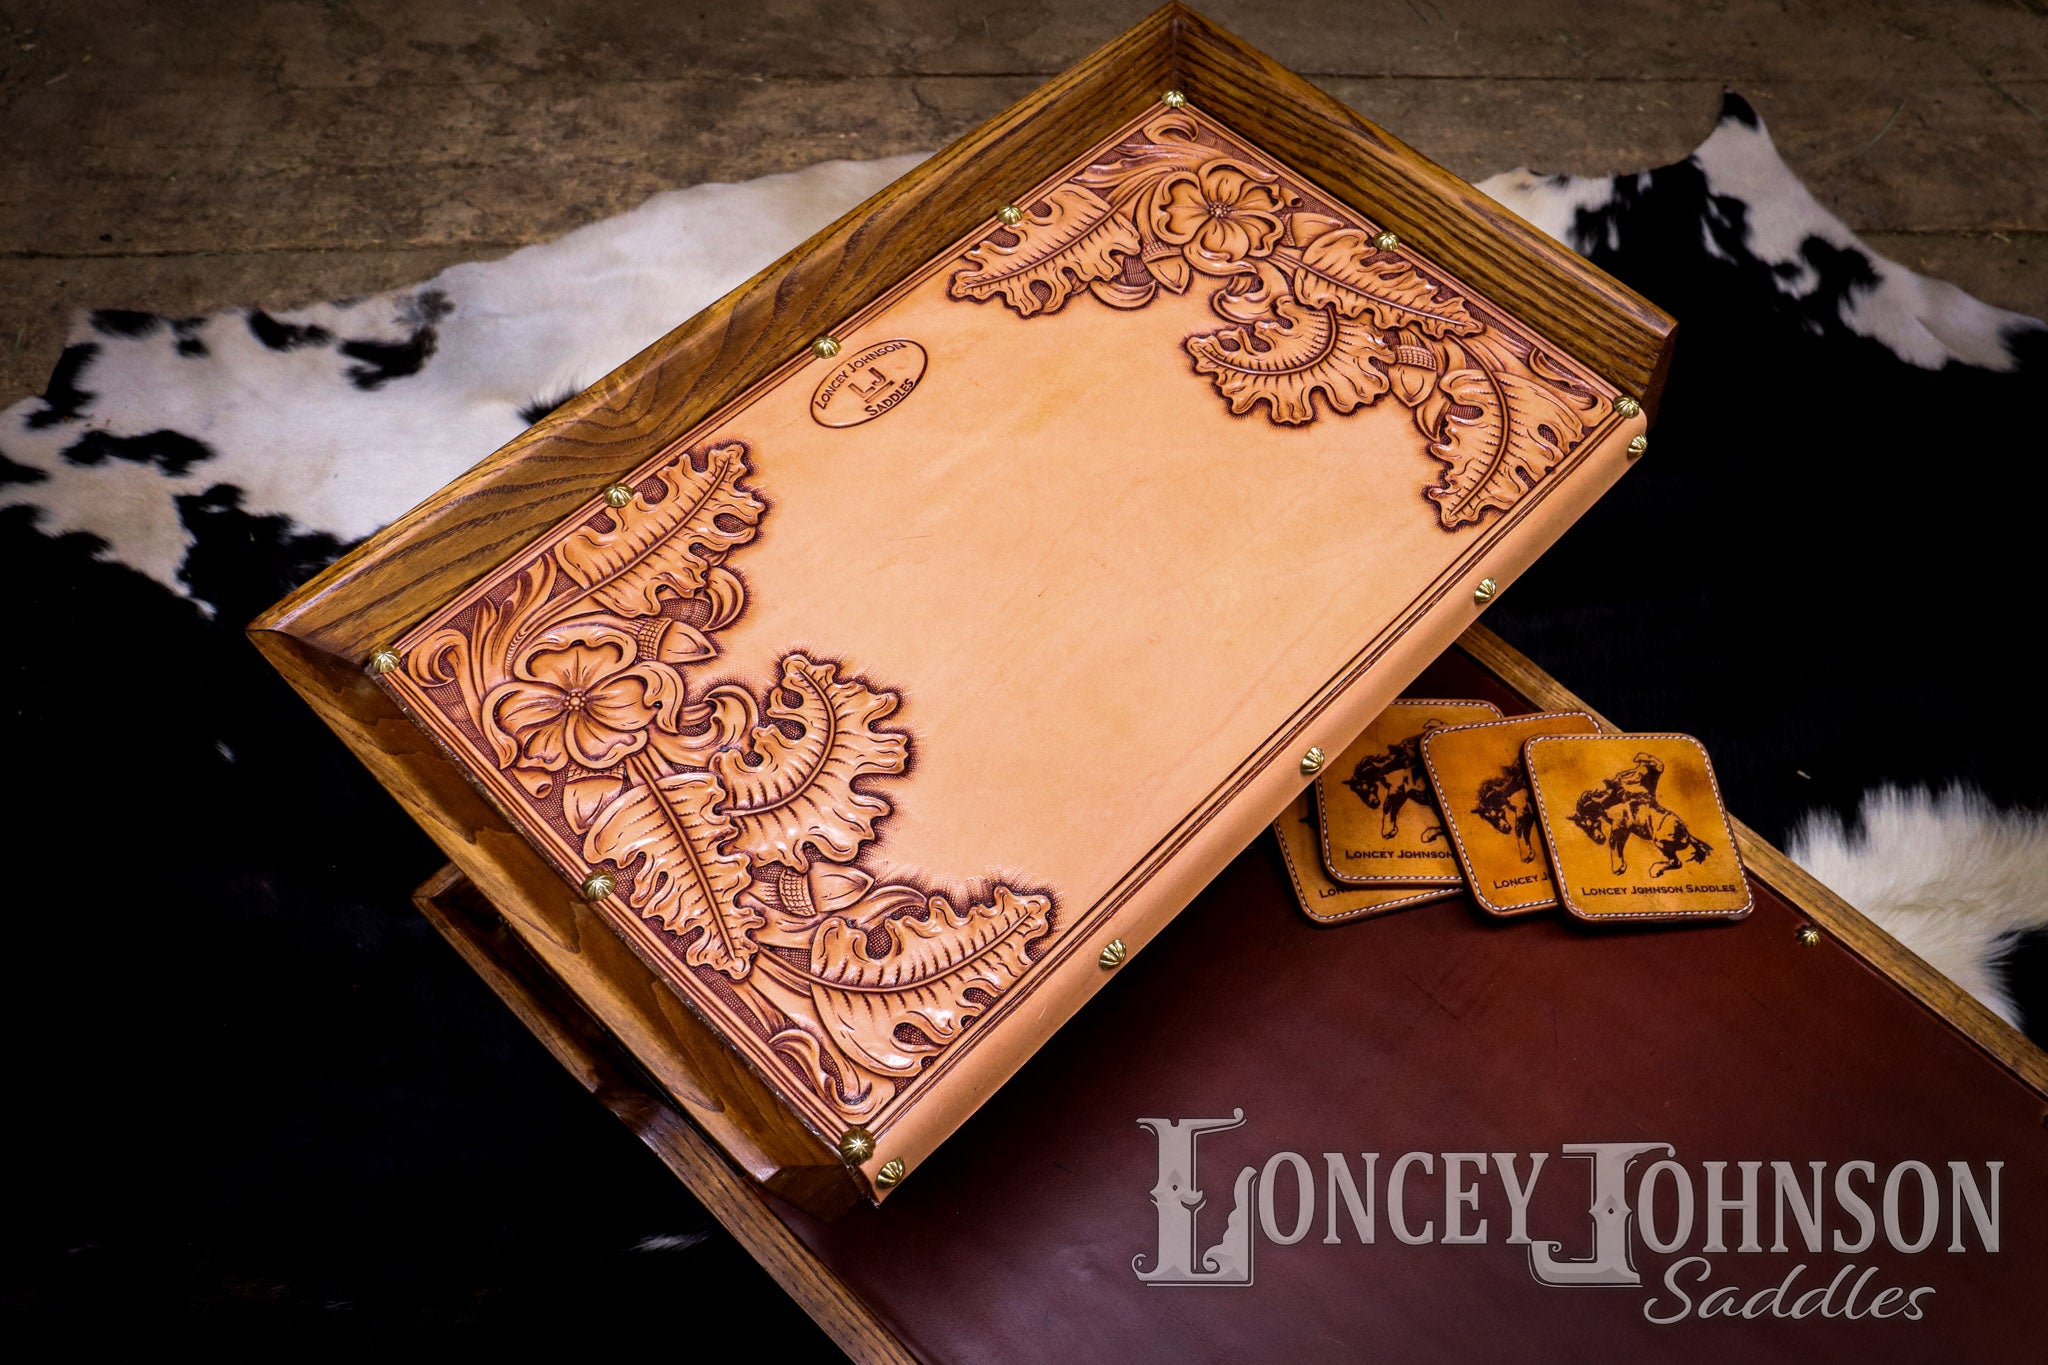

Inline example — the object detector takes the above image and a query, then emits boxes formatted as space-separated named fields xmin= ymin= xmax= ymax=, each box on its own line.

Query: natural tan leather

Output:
xmin=1421 ymin=709 xmax=1600 ymax=916
xmin=1272 ymin=789 xmax=1460 ymax=924
xmin=1524 ymin=733 xmax=1752 ymax=921
xmin=375 ymin=103 xmax=1647 ymax=1198
xmin=1315 ymin=700 xmax=1500 ymax=884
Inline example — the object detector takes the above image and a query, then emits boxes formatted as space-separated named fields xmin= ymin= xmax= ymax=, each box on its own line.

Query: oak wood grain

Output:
xmin=249 ymin=4 xmax=1672 ymax=668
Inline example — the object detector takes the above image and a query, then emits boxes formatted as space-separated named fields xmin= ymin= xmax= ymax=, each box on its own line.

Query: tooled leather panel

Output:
xmin=376 ymin=104 xmax=1625 ymax=1156
xmin=383 ymin=438 xmax=1060 ymax=1142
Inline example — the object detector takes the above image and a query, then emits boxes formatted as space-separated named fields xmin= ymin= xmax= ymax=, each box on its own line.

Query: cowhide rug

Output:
xmin=4 ymin=93 xmax=2044 ymax=1345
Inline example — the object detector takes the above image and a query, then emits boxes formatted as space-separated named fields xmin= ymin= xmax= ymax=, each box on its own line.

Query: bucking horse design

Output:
xmin=1344 ymin=722 xmax=1448 ymax=842
xmin=1568 ymin=752 xmax=1714 ymax=877
xmin=1473 ymin=765 xmax=1541 ymax=864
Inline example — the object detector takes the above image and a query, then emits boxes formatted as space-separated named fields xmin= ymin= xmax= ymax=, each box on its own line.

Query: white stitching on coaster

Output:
xmin=1275 ymin=807 xmax=1462 ymax=925
xmin=1523 ymin=731 xmax=1754 ymax=923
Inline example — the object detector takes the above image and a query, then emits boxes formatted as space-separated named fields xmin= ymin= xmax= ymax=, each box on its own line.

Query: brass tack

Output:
xmin=368 ymin=647 xmax=402 ymax=675
xmin=1473 ymin=576 xmax=1499 ymax=605
xmin=997 ymin=204 xmax=1024 ymax=226
xmin=580 ymin=872 xmax=615 ymax=902
xmin=1099 ymin=938 xmax=1129 ymax=970
xmin=811 ymin=336 xmax=842 ymax=359
xmin=1796 ymin=925 xmax=1822 ymax=948
xmin=1627 ymin=434 xmax=1649 ymax=458
xmin=874 ymin=1158 xmax=907 ymax=1189
xmin=602 ymin=483 xmax=633 ymax=509
xmin=1373 ymin=230 xmax=1399 ymax=251
xmin=1615 ymin=395 xmax=1643 ymax=419
xmin=838 ymin=1127 xmax=876 ymax=1164
xmin=1300 ymin=746 xmax=1328 ymax=776
xmin=1161 ymin=89 xmax=1188 ymax=109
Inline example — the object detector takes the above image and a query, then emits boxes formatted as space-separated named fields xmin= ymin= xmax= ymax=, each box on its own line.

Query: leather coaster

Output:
xmin=1317 ymin=699 xmax=1502 ymax=885
xmin=1522 ymin=733 xmax=1752 ymax=922
xmin=1420 ymin=710 xmax=1602 ymax=917
xmin=1273 ymin=790 xmax=1462 ymax=925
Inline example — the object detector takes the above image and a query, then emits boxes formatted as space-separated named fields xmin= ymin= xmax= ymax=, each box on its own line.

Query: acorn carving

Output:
xmin=1386 ymin=327 xmax=1442 ymax=408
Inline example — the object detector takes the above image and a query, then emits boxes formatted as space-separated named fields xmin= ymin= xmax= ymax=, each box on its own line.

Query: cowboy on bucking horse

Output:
xmin=1569 ymin=752 xmax=1714 ymax=877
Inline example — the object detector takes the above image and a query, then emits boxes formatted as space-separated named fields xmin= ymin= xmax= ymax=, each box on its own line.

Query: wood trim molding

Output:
xmin=248 ymin=627 xmax=855 ymax=1200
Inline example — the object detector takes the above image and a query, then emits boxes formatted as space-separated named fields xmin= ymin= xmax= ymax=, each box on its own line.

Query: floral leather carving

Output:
xmin=389 ymin=440 xmax=1057 ymax=1138
xmin=375 ymin=102 xmax=1642 ymax=1192
xmin=950 ymin=111 xmax=1608 ymax=528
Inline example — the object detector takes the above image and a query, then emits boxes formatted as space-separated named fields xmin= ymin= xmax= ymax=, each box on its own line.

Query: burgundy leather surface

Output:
xmin=775 ymin=653 xmax=2046 ymax=1362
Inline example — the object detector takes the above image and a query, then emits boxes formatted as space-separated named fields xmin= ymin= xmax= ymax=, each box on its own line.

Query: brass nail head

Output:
xmin=1627 ymin=434 xmax=1649 ymax=458
xmin=838 ymin=1127 xmax=876 ymax=1164
xmin=602 ymin=483 xmax=633 ymax=509
xmin=997 ymin=204 xmax=1024 ymax=226
xmin=1099 ymin=938 xmax=1129 ymax=970
xmin=1473 ymin=576 xmax=1499 ymax=605
xmin=875 ymin=1158 xmax=907 ymax=1189
xmin=1615 ymin=395 xmax=1643 ymax=419
xmin=581 ymin=871 xmax=616 ymax=902
xmin=368 ymin=647 xmax=402 ymax=675
xmin=812 ymin=336 xmax=842 ymax=359
xmin=1373 ymin=230 xmax=1399 ymax=251
xmin=1796 ymin=925 xmax=1822 ymax=948
xmin=1161 ymin=89 xmax=1188 ymax=109
xmin=1300 ymin=746 xmax=1328 ymax=776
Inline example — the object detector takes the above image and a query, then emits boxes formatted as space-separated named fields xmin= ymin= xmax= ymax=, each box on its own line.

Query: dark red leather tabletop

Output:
xmin=770 ymin=653 xmax=2045 ymax=1363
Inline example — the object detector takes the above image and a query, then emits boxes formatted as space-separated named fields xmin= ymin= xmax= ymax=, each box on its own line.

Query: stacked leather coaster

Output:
xmin=1276 ymin=699 xmax=1751 ymax=926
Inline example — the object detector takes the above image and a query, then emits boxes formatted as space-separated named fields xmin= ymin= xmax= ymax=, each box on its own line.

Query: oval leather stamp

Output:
xmin=810 ymin=339 xmax=927 ymax=427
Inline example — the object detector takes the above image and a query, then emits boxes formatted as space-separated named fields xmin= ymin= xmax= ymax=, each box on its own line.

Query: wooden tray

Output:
xmin=249 ymin=3 xmax=1673 ymax=1211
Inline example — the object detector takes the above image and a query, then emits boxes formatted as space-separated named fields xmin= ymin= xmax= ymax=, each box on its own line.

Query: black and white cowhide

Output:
xmin=0 ymin=155 xmax=914 ymax=1352
xmin=1475 ymin=94 xmax=2048 ymax=1031
xmin=2 ymin=95 xmax=2043 ymax=1341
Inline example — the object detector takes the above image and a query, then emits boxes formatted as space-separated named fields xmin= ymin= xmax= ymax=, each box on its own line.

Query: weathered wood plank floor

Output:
xmin=3 ymin=1 xmax=2043 ymax=402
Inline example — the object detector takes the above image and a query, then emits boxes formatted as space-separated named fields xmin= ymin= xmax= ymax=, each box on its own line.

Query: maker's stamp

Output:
xmin=811 ymin=338 xmax=927 ymax=428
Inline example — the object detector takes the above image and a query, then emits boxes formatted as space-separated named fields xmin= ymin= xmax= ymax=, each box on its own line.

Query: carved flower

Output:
xmin=1154 ymin=158 xmax=1287 ymax=275
xmin=485 ymin=622 xmax=683 ymax=772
